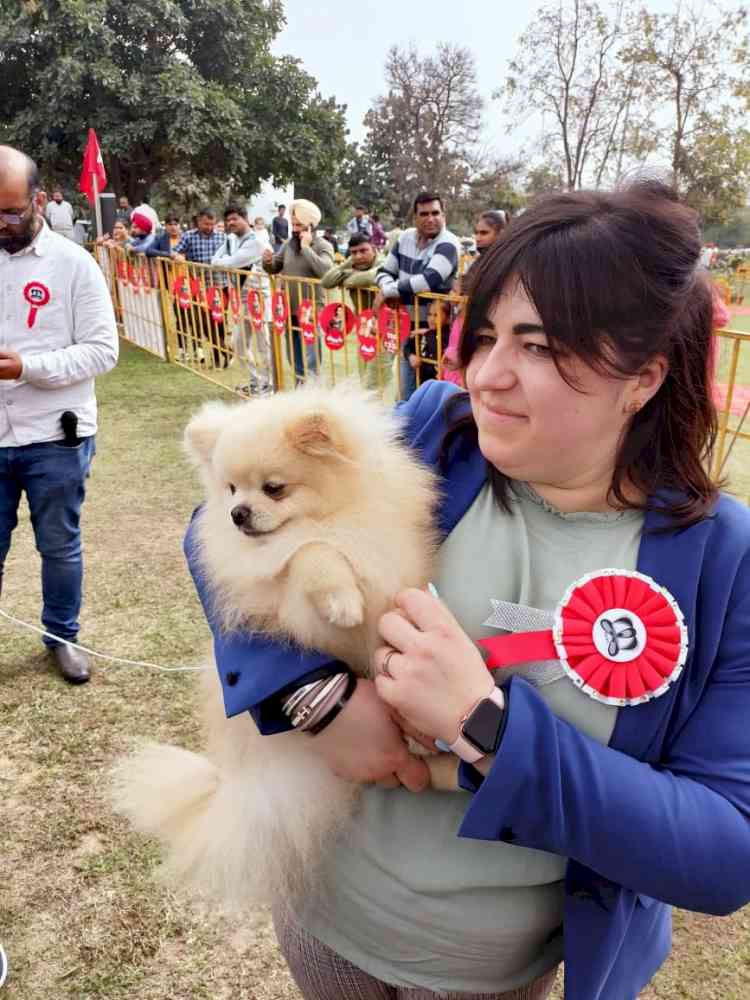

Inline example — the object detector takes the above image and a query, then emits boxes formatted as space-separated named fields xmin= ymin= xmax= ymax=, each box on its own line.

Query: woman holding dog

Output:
xmin=187 ymin=181 xmax=750 ymax=999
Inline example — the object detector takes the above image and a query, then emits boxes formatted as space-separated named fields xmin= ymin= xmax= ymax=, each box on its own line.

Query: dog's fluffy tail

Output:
xmin=111 ymin=738 xmax=357 ymax=909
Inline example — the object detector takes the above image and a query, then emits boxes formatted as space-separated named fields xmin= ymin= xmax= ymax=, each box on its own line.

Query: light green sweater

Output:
xmin=297 ymin=481 xmax=644 ymax=994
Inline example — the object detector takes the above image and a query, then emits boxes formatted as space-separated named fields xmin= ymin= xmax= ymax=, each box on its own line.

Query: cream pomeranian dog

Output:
xmin=112 ymin=382 xmax=457 ymax=909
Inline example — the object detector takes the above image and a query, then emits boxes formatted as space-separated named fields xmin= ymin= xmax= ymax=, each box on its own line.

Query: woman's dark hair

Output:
xmin=164 ymin=212 xmax=180 ymax=224
xmin=478 ymin=210 xmax=507 ymax=234
xmin=446 ymin=180 xmax=718 ymax=528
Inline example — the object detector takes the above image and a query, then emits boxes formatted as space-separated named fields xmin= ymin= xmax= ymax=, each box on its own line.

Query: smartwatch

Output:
xmin=448 ymin=686 xmax=506 ymax=764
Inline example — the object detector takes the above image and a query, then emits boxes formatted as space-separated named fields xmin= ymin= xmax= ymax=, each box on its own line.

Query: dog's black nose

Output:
xmin=231 ymin=504 xmax=251 ymax=528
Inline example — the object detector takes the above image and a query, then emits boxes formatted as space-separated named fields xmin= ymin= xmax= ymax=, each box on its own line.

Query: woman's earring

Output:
xmin=625 ymin=398 xmax=642 ymax=415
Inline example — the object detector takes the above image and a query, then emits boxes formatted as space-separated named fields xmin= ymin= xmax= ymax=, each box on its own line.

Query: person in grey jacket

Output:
xmin=262 ymin=199 xmax=333 ymax=383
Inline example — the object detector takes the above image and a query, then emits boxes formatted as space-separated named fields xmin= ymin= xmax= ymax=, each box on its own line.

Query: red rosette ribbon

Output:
xmin=271 ymin=290 xmax=289 ymax=336
xmin=356 ymin=309 xmax=377 ymax=363
xmin=206 ymin=286 xmax=224 ymax=323
xmin=319 ymin=302 xmax=355 ymax=351
xmin=23 ymin=281 xmax=50 ymax=329
xmin=128 ymin=262 xmax=140 ymax=294
xmin=377 ymin=304 xmax=410 ymax=354
xmin=140 ymin=260 xmax=151 ymax=291
xmin=116 ymin=258 xmax=128 ymax=283
xmin=298 ymin=299 xmax=317 ymax=344
xmin=228 ymin=286 xmax=241 ymax=321
xmin=173 ymin=277 xmax=191 ymax=310
xmin=246 ymin=289 xmax=264 ymax=332
xmin=553 ymin=570 xmax=688 ymax=706
xmin=478 ymin=569 xmax=688 ymax=707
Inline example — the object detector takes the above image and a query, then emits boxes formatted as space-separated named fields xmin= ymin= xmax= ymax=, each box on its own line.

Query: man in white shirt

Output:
xmin=212 ymin=204 xmax=273 ymax=394
xmin=45 ymin=187 xmax=75 ymax=240
xmin=0 ymin=146 xmax=119 ymax=683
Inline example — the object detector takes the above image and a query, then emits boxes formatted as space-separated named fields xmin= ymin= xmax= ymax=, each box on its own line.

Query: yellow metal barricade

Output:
xmin=96 ymin=247 xmax=466 ymax=404
xmin=96 ymin=244 xmax=167 ymax=359
xmin=712 ymin=328 xmax=750 ymax=493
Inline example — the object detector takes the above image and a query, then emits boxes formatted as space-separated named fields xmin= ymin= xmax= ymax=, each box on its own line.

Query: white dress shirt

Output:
xmin=211 ymin=229 xmax=264 ymax=271
xmin=0 ymin=221 xmax=119 ymax=447
xmin=45 ymin=200 xmax=75 ymax=236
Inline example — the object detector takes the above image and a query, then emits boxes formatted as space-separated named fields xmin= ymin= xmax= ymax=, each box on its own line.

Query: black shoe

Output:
xmin=51 ymin=644 xmax=91 ymax=685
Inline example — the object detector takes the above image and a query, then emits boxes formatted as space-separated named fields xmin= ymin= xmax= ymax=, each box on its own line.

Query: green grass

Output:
xmin=1 ymin=340 xmax=748 ymax=999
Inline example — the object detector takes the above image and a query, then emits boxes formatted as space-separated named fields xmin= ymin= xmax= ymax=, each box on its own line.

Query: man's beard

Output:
xmin=0 ymin=213 xmax=39 ymax=255
xmin=290 ymin=233 xmax=301 ymax=253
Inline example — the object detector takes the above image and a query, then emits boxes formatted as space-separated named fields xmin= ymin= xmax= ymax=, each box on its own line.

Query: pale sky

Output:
xmin=273 ymin=0 xmax=690 ymax=160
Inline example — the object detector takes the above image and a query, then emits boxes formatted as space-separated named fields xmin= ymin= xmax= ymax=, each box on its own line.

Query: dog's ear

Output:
xmin=285 ymin=412 xmax=349 ymax=460
xmin=184 ymin=402 xmax=233 ymax=464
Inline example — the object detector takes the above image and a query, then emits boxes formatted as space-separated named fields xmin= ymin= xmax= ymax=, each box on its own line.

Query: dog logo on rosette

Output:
xmin=599 ymin=615 xmax=639 ymax=658
xmin=23 ymin=281 xmax=50 ymax=329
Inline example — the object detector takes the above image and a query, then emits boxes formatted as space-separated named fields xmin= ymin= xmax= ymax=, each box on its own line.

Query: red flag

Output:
xmin=78 ymin=128 xmax=107 ymax=204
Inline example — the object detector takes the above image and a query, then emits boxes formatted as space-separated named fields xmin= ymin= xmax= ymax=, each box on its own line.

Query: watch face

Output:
xmin=463 ymin=698 xmax=503 ymax=755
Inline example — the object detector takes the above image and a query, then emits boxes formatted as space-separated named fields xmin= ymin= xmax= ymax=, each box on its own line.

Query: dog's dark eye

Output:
xmin=228 ymin=483 xmax=236 ymax=495
xmin=263 ymin=482 xmax=286 ymax=499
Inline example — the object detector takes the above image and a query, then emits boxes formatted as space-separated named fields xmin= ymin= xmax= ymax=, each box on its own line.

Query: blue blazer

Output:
xmin=184 ymin=381 xmax=750 ymax=1000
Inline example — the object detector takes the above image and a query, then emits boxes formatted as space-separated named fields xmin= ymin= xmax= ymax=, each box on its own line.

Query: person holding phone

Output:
xmin=262 ymin=199 xmax=333 ymax=384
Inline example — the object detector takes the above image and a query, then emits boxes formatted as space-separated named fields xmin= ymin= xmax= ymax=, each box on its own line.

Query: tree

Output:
xmin=338 ymin=143 xmax=392 ymax=221
xmin=0 ymin=0 xmax=348 ymax=211
xmin=360 ymin=43 xmax=485 ymax=220
xmin=450 ymin=155 xmax=524 ymax=232
xmin=523 ymin=162 xmax=566 ymax=199
xmin=624 ymin=2 xmax=750 ymax=223
xmin=703 ymin=206 xmax=750 ymax=249
xmin=502 ymin=0 xmax=644 ymax=190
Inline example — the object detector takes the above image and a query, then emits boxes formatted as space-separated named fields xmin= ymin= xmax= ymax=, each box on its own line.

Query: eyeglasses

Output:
xmin=0 ymin=200 xmax=33 ymax=226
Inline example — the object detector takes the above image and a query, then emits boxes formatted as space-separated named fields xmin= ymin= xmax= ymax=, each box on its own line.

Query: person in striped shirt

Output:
xmin=374 ymin=191 xmax=460 ymax=398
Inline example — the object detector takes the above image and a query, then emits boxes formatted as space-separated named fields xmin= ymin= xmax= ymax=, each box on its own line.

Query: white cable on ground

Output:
xmin=0 ymin=608 xmax=206 ymax=674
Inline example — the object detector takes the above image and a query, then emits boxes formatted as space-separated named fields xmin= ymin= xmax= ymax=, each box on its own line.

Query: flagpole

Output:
xmin=93 ymin=172 xmax=103 ymax=239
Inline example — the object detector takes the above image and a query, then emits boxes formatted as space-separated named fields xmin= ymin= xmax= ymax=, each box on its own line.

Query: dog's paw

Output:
xmin=315 ymin=588 xmax=364 ymax=628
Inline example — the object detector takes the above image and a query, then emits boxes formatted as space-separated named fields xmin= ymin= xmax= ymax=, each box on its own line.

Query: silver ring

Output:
xmin=381 ymin=647 xmax=398 ymax=678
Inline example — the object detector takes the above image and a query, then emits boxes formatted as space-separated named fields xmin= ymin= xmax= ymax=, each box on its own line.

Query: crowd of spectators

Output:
xmin=93 ymin=190 xmax=511 ymax=399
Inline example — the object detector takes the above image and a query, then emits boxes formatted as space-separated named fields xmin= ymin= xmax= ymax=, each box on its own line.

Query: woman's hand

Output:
xmin=375 ymin=589 xmax=494 ymax=746
xmin=307 ymin=678 xmax=430 ymax=792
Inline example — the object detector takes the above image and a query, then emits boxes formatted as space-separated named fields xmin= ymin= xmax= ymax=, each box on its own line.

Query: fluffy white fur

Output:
xmin=112 ymin=383 xmax=449 ymax=909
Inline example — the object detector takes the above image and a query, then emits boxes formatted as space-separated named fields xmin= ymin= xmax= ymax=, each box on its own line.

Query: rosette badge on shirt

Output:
xmin=479 ymin=569 xmax=688 ymax=707
xmin=23 ymin=281 xmax=50 ymax=328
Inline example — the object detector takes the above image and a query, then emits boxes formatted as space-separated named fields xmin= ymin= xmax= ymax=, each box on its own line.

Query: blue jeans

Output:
xmin=0 ymin=436 xmax=96 ymax=647
xmin=399 ymin=356 xmax=418 ymax=401
xmin=288 ymin=327 xmax=320 ymax=384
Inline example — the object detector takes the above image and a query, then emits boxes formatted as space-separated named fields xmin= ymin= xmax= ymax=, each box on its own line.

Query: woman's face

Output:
xmin=466 ymin=283 xmax=653 ymax=494
xmin=474 ymin=219 xmax=499 ymax=251
xmin=112 ymin=221 xmax=128 ymax=242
